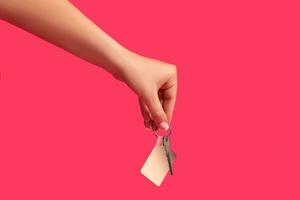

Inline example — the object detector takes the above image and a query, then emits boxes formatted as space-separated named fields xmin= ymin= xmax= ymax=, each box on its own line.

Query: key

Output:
xmin=163 ymin=136 xmax=175 ymax=175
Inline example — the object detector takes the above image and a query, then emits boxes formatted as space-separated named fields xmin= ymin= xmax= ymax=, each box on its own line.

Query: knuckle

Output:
xmin=168 ymin=64 xmax=177 ymax=74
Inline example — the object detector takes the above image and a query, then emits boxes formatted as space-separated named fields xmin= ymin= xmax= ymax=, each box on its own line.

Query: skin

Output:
xmin=0 ymin=0 xmax=177 ymax=131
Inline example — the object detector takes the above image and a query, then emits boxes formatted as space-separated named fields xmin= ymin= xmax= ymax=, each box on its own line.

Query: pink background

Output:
xmin=1 ymin=0 xmax=300 ymax=199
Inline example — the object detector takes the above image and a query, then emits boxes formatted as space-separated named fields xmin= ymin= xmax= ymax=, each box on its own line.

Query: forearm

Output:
xmin=0 ymin=0 xmax=177 ymax=128
xmin=0 ymin=0 xmax=130 ymax=75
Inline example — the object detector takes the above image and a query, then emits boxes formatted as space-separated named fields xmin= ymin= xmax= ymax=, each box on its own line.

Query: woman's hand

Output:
xmin=115 ymin=51 xmax=177 ymax=131
xmin=0 ymin=0 xmax=177 ymax=131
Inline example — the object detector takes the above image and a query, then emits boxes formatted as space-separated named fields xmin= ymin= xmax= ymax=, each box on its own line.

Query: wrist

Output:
xmin=109 ymin=47 xmax=138 ymax=81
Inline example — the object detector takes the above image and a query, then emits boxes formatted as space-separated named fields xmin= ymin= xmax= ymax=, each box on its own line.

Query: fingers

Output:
xmin=162 ymin=83 xmax=177 ymax=123
xmin=139 ymin=98 xmax=152 ymax=129
xmin=142 ymin=91 xmax=169 ymax=130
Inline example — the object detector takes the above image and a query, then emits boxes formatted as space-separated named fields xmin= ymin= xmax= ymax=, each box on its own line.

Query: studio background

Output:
xmin=1 ymin=0 xmax=299 ymax=199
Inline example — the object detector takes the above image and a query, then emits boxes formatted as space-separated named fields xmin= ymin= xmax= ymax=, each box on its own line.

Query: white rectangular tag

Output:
xmin=141 ymin=143 xmax=169 ymax=186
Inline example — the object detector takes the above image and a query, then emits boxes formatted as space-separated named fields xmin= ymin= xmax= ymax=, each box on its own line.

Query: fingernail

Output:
xmin=159 ymin=122 xmax=169 ymax=130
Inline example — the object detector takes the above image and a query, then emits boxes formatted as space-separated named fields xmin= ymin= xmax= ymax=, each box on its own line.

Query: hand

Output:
xmin=114 ymin=51 xmax=177 ymax=131
xmin=0 ymin=0 xmax=177 ymax=131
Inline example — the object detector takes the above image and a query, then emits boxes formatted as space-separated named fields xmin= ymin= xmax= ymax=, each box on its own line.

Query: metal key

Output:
xmin=162 ymin=136 xmax=175 ymax=175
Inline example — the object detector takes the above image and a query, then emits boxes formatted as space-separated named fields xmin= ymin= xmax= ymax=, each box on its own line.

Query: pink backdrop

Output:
xmin=1 ymin=0 xmax=300 ymax=199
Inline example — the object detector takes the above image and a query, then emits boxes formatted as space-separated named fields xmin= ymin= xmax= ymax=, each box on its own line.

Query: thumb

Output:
xmin=143 ymin=92 xmax=169 ymax=130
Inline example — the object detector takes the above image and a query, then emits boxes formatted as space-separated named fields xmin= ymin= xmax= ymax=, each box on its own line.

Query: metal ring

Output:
xmin=153 ymin=125 xmax=172 ymax=137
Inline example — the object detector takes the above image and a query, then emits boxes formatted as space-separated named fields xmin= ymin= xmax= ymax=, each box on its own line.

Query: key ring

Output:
xmin=153 ymin=125 xmax=172 ymax=137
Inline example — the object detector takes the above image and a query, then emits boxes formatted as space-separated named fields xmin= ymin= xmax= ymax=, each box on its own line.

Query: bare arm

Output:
xmin=0 ymin=0 xmax=177 ymax=131
xmin=0 ymin=0 xmax=129 ymax=75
